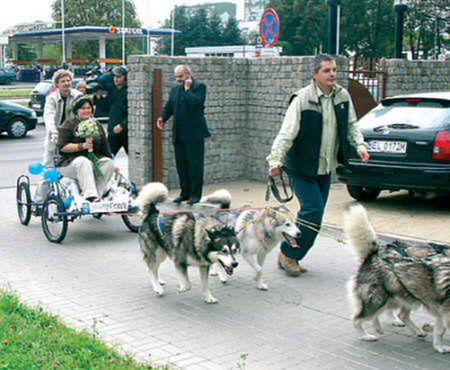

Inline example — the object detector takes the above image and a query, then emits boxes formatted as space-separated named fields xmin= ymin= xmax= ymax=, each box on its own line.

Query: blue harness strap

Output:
xmin=157 ymin=215 xmax=165 ymax=236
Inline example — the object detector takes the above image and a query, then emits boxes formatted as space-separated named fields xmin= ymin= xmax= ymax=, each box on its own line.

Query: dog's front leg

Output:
xmin=174 ymin=262 xmax=191 ymax=293
xmin=256 ymin=249 xmax=269 ymax=290
xmin=433 ymin=316 xmax=450 ymax=353
xmin=242 ymin=251 xmax=266 ymax=290
xmin=199 ymin=266 xmax=218 ymax=304
xmin=398 ymin=307 xmax=427 ymax=337
xmin=210 ymin=262 xmax=228 ymax=284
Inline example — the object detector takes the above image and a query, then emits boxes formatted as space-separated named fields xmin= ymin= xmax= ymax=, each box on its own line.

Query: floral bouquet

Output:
xmin=75 ymin=118 xmax=103 ymax=179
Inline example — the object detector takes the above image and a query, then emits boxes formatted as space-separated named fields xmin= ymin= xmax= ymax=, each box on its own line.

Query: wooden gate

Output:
xmin=151 ymin=69 xmax=163 ymax=182
xmin=347 ymin=57 xmax=387 ymax=118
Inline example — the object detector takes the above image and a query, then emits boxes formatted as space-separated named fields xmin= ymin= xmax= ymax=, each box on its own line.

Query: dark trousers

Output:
xmin=108 ymin=132 xmax=128 ymax=156
xmin=280 ymin=173 xmax=331 ymax=261
xmin=174 ymin=140 xmax=205 ymax=199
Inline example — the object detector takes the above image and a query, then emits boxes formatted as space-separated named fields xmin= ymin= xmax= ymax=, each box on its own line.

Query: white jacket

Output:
xmin=42 ymin=88 xmax=82 ymax=165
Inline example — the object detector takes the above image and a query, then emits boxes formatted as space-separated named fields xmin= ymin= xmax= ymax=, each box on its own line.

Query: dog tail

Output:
xmin=136 ymin=182 xmax=168 ymax=213
xmin=200 ymin=189 xmax=231 ymax=209
xmin=343 ymin=204 xmax=378 ymax=260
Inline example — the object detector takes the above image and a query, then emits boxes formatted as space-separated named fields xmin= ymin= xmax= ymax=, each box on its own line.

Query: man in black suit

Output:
xmin=157 ymin=64 xmax=210 ymax=205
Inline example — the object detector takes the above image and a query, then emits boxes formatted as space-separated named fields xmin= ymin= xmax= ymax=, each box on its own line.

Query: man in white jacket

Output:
xmin=35 ymin=70 xmax=81 ymax=203
xmin=42 ymin=69 xmax=82 ymax=165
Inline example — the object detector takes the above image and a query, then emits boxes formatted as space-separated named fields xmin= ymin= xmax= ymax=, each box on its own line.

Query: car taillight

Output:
xmin=432 ymin=131 xmax=450 ymax=161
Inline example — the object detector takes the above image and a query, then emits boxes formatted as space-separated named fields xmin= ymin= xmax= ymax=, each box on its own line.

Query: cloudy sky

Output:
xmin=0 ymin=0 xmax=245 ymax=32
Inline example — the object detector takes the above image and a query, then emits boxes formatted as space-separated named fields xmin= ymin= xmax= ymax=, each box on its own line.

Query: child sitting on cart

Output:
xmin=57 ymin=95 xmax=114 ymax=203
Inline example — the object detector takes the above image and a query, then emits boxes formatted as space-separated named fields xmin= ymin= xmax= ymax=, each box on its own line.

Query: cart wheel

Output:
xmin=122 ymin=214 xmax=142 ymax=233
xmin=42 ymin=195 xmax=68 ymax=243
xmin=17 ymin=181 xmax=32 ymax=225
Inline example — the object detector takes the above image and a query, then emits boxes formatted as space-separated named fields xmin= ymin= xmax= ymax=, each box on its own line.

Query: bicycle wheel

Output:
xmin=42 ymin=195 xmax=68 ymax=243
xmin=122 ymin=214 xmax=142 ymax=233
xmin=17 ymin=181 xmax=32 ymax=225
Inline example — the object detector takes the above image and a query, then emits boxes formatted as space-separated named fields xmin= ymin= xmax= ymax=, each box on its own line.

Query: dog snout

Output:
xmin=231 ymin=261 xmax=239 ymax=268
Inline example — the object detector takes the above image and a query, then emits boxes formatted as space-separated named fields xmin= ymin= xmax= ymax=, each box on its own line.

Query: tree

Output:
xmin=157 ymin=8 xmax=244 ymax=55
xmin=404 ymin=0 xmax=449 ymax=60
xmin=222 ymin=17 xmax=244 ymax=45
xmin=51 ymin=0 xmax=141 ymax=63
xmin=268 ymin=0 xmax=396 ymax=57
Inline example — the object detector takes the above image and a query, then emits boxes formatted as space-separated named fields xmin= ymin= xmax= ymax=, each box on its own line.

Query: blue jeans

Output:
xmin=280 ymin=173 xmax=331 ymax=261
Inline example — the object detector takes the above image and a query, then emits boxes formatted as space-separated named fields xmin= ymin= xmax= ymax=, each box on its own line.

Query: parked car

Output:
xmin=28 ymin=78 xmax=83 ymax=116
xmin=0 ymin=101 xmax=37 ymax=138
xmin=0 ymin=68 xmax=16 ymax=84
xmin=337 ymin=92 xmax=450 ymax=200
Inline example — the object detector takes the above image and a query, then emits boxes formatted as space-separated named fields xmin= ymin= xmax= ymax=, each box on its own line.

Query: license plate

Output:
xmin=32 ymin=104 xmax=41 ymax=109
xmin=367 ymin=140 xmax=407 ymax=154
xmin=88 ymin=200 xmax=129 ymax=213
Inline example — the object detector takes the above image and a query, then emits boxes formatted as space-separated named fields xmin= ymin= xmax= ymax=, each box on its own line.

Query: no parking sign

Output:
xmin=259 ymin=8 xmax=280 ymax=47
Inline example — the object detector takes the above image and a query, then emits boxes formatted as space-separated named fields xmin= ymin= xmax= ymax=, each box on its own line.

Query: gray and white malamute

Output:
xmin=344 ymin=204 xmax=450 ymax=353
xmin=210 ymin=206 xmax=301 ymax=290
xmin=137 ymin=183 xmax=240 ymax=304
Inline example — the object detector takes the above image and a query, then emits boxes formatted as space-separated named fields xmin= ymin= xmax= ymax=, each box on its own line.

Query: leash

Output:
xmin=265 ymin=167 xmax=293 ymax=204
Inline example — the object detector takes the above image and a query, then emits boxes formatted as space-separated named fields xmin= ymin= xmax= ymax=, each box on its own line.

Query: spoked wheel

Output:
xmin=17 ymin=181 xmax=32 ymax=225
xmin=122 ymin=213 xmax=142 ymax=233
xmin=42 ymin=195 xmax=68 ymax=243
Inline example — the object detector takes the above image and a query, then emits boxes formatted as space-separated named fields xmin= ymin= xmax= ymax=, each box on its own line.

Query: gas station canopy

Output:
xmin=9 ymin=26 xmax=181 ymax=65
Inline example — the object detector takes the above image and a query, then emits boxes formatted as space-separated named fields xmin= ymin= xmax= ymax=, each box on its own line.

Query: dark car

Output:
xmin=0 ymin=101 xmax=37 ymax=138
xmin=337 ymin=92 xmax=450 ymax=200
xmin=28 ymin=78 xmax=83 ymax=116
xmin=0 ymin=68 xmax=16 ymax=84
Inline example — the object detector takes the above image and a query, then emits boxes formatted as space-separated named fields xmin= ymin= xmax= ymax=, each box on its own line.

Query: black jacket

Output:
xmin=100 ymin=85 xmax=128 ymax=135
xmin=161 ymin=78 xmax=210 ymax=143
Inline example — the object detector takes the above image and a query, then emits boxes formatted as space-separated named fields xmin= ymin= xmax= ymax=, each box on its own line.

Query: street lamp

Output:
xmin=122 ymin=0 xmax=126 ymax=66
xmin=394 ymin=0 xmax=408 ymax=59
xmin=327 ymin=0 xmax=342 ymax=55
xmin=61 ymin=0 xmax=66 ymax=65
xmin=171 ymin=6 xmax=176 ymax=57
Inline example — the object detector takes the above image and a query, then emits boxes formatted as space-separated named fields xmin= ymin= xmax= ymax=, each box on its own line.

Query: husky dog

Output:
xmin=137 ymin=183 xmax=240 ymax=304
xmin=213 ymin=206 xmax=301 ymax=290
xmin=344 ymin=204 xmax=450 ymax=353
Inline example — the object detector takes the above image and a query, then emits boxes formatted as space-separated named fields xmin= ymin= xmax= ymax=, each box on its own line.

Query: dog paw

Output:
xmin=257 ymin=283 xmax=269 ymax=291
xmin=209 ymin=270 xmax=218 ymax=276
xmin=177 ymin=285 xmax=191 ymax=293
xmin=434 ymin=345 xmax=450 ymax=354
xmin=415 ymin=330 xmax=427 ymax=338
xmin=359 ymin=334 xmax=378 ymax=342
xmin=204 ymin=296 xmax=218 ymax=304
xmin=392 ymin=321 xmax=405 ymax=327
xmin=159 ymin=279 xmax=166 ymax=286
xmin=375 ymin=328 xmax=384 ymax=335
xmin=220 ymin=278 xmax=228 ymax=284
xmin=153 ymin=287 xmax=164 ymax=296
xmin=422 ymin=323 xmax=433 ymax=332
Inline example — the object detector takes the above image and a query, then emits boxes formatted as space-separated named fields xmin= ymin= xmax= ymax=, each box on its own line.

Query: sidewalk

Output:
xmin=0 ymin=184 xmax=449 ymax=369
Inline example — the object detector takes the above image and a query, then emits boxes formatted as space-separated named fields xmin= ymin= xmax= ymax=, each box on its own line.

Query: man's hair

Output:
xmin=52 ymin=69 xmax=73 ymax=86
xmin=175 ymin=64 xmax=192 ymax=75
xmin=311 ymin=54 xmax=335 ymax=73
xmin=76 ymin=80 xmax=87 ymax=89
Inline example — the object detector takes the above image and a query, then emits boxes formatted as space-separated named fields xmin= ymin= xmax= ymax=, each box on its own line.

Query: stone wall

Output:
xmin=127 ymin=56 xmax=449 ymax=188
xmin=383 ymin=59 xmax=450 ymax=97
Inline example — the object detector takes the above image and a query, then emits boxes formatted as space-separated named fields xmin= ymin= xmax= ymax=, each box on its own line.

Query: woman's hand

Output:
xmin=84 ymin=138 xmax=94 ymax=151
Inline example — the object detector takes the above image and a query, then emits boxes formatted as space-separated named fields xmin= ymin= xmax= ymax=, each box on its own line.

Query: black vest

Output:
xmin=285 ymin=96 xmax=350 ymax=180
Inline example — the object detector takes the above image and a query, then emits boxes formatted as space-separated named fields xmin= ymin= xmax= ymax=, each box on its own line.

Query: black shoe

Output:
xmin=173 ymin=195 xmax=189 ymax=203
xmin=187 ymin=197 xmax=200 ymax=205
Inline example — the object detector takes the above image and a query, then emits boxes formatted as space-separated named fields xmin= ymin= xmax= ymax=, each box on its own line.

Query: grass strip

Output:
xmin=0 ymin=291 xmax=168 ymax=369
xmin=0 ymin=90 xmax=32 ymax=98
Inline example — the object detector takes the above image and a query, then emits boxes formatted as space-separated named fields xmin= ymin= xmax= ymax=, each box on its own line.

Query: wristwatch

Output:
xmin=78 ymin=143 xmax=84 ymax=151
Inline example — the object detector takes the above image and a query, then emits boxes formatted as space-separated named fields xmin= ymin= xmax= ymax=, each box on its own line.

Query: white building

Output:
xmin=185 ymin=45 xmax=281 ymax=58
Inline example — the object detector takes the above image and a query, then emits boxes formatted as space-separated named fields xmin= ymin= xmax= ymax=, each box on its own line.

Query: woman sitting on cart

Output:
xmin=57 ymin=95 xmax=114 ymax=202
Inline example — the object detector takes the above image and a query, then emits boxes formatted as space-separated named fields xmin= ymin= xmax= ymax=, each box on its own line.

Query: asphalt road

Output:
xmin=0 ymin=122 xmax=45 ymax=188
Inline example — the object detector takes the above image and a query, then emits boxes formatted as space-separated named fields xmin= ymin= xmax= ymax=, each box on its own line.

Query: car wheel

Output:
xmin=7 ymin=118 xmax=28 ymax=138
xmin=346 ymin=185 xmax=381 ymax=201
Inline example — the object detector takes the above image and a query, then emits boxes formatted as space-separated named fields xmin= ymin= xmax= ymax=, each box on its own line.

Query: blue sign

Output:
xmin=260 ymin=9 xmax=280 ymax=47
